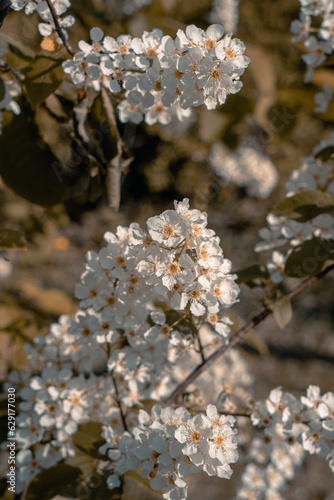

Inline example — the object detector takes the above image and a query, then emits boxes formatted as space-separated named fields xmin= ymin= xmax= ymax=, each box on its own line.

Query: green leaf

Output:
xmin=65 ymin=447 xmax=97 ymax=477
xmin=0 ymin=77 xmax=5 ymax=101
xmin=273 ymin=190 xmax=334 ymax=222
xmin=0 ymin=33 xmax=35 ymax=68
xmin=270 ymin=295 xmax=293 ymax=329
xmin=72 ymin=421 xmax=105 ymax=459
xmin=0 ymin=98 xmax=67 ymax=207
xmin=25 ymin=463 xmax=82 ymax=500
xmin=131 ymin=399 xmax=161 ymax=416
xmin=235 ymin=264 xmax=270 ymax=287
xmin=284 ymin=237 xmax=334 ymax=278
xmin=24 ymin=54 xmax=67 ymax=109
xmin=0 ymin=229 xmax=26 ymax=249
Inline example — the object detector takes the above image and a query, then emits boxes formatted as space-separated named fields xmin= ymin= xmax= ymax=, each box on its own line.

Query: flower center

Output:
xmin=208 ymin=313 xmax=218 ymax=325
xmin=210 ymin=68 xmax=221 ymax=80
xmin=213 ymin=435 xmax=225 ymax=447
xmin=225 ymin=47 xmax=235 ymax=59
xmin=71 ymin=395 xmax=81 ymax=406
xmin=168 ymin=262 xmax=181 ymax=275
xmin=146 ymin=47 xmax=158 ymax=58
xmin=190 ymin=430 xmax=201 ymax=442
xmin=163 ymin=225 xmax=175 ymax=237
xmin=191 ymin=290 xmax=201 ymax=300
xmin=205 ymin=40 xmax=216 ymax=50
xmin=200 ymin=248 xmax=209 ymax=260
xmin=118 ymin=45 xmax=128 ymax=55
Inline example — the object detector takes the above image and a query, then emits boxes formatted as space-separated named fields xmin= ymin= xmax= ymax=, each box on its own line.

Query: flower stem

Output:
xmin=45 ymin=0 xmax=75 ymax=56
xmin=165 ymin=263 xmax=334 ymax=405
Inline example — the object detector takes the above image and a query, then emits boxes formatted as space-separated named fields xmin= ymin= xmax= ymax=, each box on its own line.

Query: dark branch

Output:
xmin=0 ymin=60 xmax=25 ymax=84
xmin=45 ymin=0 xmax=75 ymax=55
xmin=165 ymin=263 xmax=334 ymax=405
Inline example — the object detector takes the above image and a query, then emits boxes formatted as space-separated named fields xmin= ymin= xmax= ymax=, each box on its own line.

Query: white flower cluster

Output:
xmin=3 ymin=363 xmax=119 ymax=493
xmin=255 ymin=137 xmax=334 ymax=282
xmin=237 ymin=385 xmax=334 ymax=499
xmin=75 ymin=198 xmax=239 ymax=404
xmin=62 ymin=24 xmax=249 ymax=125
xmin=209 ymin=0 xmax=239 ymax=34
xmin=77 ymin=197 xmax=239 ymax=321
xmin=10 ymin=0 xmax=75 ymax=46
xmin=291 ymin=0 xmax=334 ymax=82
xmin=209 ymin=139 xmax=279 ymax=200
xmin=0 ymin=78 xmax=21 ymax=135
xmin=101 ymin=404 xmax=239 ymax=499
xmin=2 ymin=199 xmax=242 ymax=494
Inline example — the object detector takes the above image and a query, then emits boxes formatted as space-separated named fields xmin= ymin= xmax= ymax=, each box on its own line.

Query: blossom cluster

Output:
xmin=62 ymin=24 xmax=249 ymax=125
xmin=209 ymin=138 xmax=279 ymax=200
xmin=3 ymin=366 xmax=119 ymax=493
xmin=236 ymin=385 xmax=334 ymax=499
xmin=1 ymin=199 xmax=243 ymax=495
xmin=10 ymin=0 xmax=75 ymax=48
xmin=291 ymin=0 xmax=334 ymax=83
xmin=101 ymin=404 xmax=239 ymax=499
xmin=255 ymin=136 xmax=334 ymax=283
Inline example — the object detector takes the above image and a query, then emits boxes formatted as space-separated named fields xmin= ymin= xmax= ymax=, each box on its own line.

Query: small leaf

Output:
xmin=271 ymin=295 xmax=293 ymax=329
xmin=235 ymin=264 xmax=270 ymax=287
xmin=273 ymin=191 xmax=334 ymax=221
xmin=284 ymin=237 xmax=334 ymax=278
xmin=72 ymin=422 xmax=105 ymax=459
xmin=0 ymin=33 xmax=34 ymax=68
xmin=25 ymin=463 xmax=82 ymax=500
xmin=0 ymin=77 xmax=5 ymax=101
xmin=65 ymin=447 xmax=97 ymax=477
xmin=131 ymin=400 xmax=161 ymax=415
xmin=0 ymin=229 xmax=26 ymax=249
xmin=0 ymin=97 xmax=67 ymax=207
xmin=24 ymin=54 xmax=67 ymax=109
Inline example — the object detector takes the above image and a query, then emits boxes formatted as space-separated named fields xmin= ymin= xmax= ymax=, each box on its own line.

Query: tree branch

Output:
xmin=0 ymin=60 xmax=25 ymax=84
xmin=45 ymin=0 xmax=75 ymax=56
xmin=165 ymin=262 xmax=334 ymax=405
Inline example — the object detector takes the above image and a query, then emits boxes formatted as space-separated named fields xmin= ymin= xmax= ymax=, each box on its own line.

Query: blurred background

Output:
xmin=0 ymin=0 xmax=334 ymax=498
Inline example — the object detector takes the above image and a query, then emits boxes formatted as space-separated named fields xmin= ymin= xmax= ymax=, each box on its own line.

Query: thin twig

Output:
xmin=197 ymin=330 xmax=206 ymax=363
xmin=0 ymin=60 xmax=25 ymax=84
xmin=45 ymin=0 xmax=75 ymax=56
xmin=101 ymin=85 xmax=130 ymax=211
xmin=165 ymin=263 xmax=334 ymax=405
xmin=169 ymin=313 xmax=189 ymax=329
xmin=111 ymin=374 xmax=129 ymax=432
